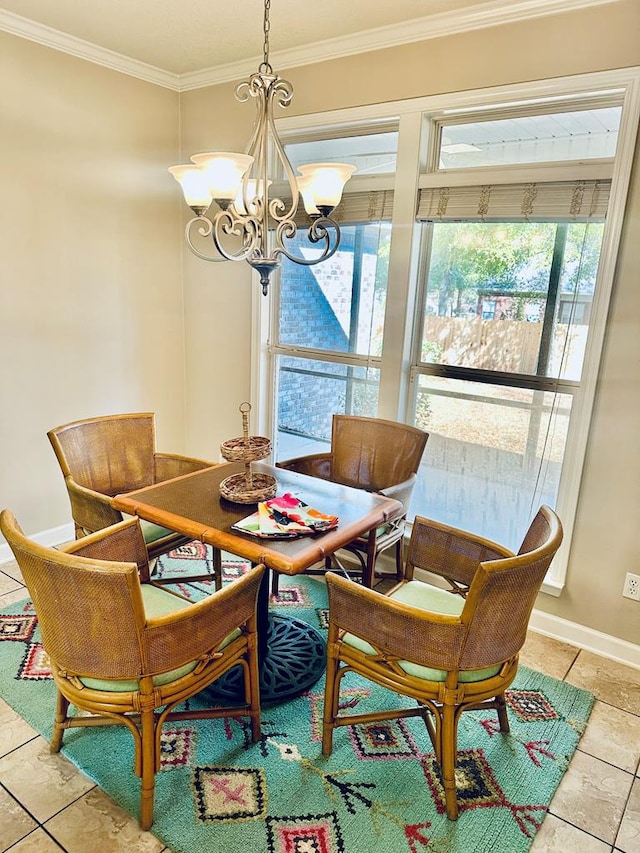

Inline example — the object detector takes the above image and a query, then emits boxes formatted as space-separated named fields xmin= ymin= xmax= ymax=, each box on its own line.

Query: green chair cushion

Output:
xmin=119 ymin=512 xmax=177 ymax=545
xmin=79 ymin=585 xmax=240 ymax=692
xmin=351 ymin=523 xmax=399 ymax=547
xmin=343 ymin=580 xmax=500 ymax=683
xmin=139 ymin=518 xmax=178 ymax=544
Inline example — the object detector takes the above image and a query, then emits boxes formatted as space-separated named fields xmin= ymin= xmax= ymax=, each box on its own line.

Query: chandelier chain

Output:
xmin=261 ymin=0 xmax=272 ymax=74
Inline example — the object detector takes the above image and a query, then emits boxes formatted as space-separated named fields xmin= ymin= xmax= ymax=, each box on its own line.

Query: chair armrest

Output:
xmin=65 ymin=476 xmax=123 ymax=534
xmin=407 ymin=516 xmax=513 ymax=587
xmin=154 ymin=453 xmax=217 ymax=483
xmin=277 ymin=452 xmax=333 ymax=480
xmin=379 ymin=474 xmax=417 ymax=514
xmin=326 ymin=572 xmax=465 ymax=671
xmin=143 ymin=564 xmax=266 ymax=672
xmin=60 ymin=518 xmax=150 ymax=578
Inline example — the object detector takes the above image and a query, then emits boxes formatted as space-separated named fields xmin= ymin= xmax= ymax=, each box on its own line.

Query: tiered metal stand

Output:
xmin=219 ymin=402 xmax=276 ymax=503
xmin=214 ymin=403 xmax=326 ymax=704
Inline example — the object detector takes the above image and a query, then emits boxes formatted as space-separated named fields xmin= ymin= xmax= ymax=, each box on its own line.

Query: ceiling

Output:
xmin=0 ymin=0 xmax=616 ymax=87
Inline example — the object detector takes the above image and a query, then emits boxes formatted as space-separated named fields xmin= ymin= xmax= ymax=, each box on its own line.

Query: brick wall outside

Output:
xmin=278 ymin=226 xmax=381 ymax=441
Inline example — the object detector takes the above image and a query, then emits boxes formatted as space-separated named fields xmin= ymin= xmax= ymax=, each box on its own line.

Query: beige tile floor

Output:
xmin=0 ymin=559 xmax=639 ymax=853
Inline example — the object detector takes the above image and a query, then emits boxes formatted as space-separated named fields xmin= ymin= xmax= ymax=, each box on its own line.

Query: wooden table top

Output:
xmin=112 ymin=462 xmax=402 ymax=576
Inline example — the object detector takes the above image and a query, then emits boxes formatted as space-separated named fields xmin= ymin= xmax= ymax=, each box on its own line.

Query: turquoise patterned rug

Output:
xmin=0 ymin=545 xmax=594 ymax=853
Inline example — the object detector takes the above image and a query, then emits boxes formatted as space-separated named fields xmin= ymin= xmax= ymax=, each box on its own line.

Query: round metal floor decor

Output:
xmin=205 ymin=614 xmax=326 ymax=705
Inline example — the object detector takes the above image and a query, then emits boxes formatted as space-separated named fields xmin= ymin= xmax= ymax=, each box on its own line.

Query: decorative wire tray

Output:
xmin=220 ymin=435 xmax=271 ymax=463
xmin=219 ymin=402 xmax=275 ymax=503
xmin=219 ymin=471 xmax=277 ymax=504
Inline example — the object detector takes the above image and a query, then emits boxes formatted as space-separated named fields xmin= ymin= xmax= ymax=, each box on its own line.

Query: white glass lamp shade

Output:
xmin=168 ymin=165 xmax=212 ymax=213
xmin=190 ymin=152 xmax=254 ymax=208
xmin=296 ymin=163 xmax=357 ymax=213
xmin=296 ymin=175 xmax=320 ymax=216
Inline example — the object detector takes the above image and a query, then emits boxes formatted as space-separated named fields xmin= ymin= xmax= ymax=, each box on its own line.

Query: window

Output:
xmin=286 ymin=130 xmax=399 ymax=176
xmin=259 ymin=70 xmax=639 ymax=593
xmin=410 ymin=220 xmax=604 ymax=548
xmin=273 ymin=223 xmax=391 ymax=459
xmin=269 ymin=129 xmax=397 ymax=460
xmin=416 ymin=220 xmax=605 ymax=382
xmin=410 ymin=100 xmax=615 ymax=552
xmin=438 ymin=105 xmax=622 ymax=169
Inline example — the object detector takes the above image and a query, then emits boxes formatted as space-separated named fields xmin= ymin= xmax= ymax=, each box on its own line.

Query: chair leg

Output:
xmin=140 ymin=557 xmax=154 ymax=584
xmin=50 ymin=690 xmax=69 ymax=753
xmin=495 ymin=692 xmax=510 ymax=733
xmin=139 ymin=709 xmax=157 ymax=831
xmin=322 ymin=639 xmax=340 ymax=756
xmin=213 ymin=547 xmax=222 ymax=590
xmin=245 ymin=639 xmax=262 ymax=742
xmin=440 ymin=704 xmax=459 ymax=820
xmin=271 ymin=570 xmax=280 ymax=596
xmin=362 ymin=529 xmax=377 ymax=588
xmin=363 ymin=554 xmax=375 ymax=588
xmin=394 ymin=536 xmax=404 ymax=581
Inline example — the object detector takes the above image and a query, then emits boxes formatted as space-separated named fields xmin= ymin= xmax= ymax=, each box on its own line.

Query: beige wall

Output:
xmin=0 ymin=1 xmax=637 ymax=647
xmin=178 ymin=0 xmax=640 ymax=645
xmin=550 ymin=138 xmax=640 ymax=640
xmin=178 ymin=83 xmax=258 ymax=459
xmin=0 ymin=33 xmax=187 ymax=535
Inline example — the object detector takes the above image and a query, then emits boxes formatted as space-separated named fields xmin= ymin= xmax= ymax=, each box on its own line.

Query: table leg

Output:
xmin=207 ymin=565 xmax=326 ymax=705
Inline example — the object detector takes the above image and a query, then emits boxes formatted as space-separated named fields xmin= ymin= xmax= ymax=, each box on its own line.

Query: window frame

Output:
xmin=269 ymin=220 xmax=391 ymax=452
xmin=253 ymin=67 xmax=640 ymax=596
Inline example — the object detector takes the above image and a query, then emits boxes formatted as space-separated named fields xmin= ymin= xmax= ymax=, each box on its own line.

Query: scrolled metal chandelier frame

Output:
xmin=169 ymin=0 xmax=355 ymax=295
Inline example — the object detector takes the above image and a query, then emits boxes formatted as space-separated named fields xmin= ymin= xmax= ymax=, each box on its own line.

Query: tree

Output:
xmin=428 ymin=222 xmax=555 ymax=317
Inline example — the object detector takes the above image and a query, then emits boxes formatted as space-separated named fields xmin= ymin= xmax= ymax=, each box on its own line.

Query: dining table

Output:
xmin=112 ymin=460 xmax=402 ymax=703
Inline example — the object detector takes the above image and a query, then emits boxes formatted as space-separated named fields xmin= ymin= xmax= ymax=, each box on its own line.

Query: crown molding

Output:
xmin=0 ymin=0 xmax=621 ymax=93
xmin=179 ymin=0 xmax=620 ymax=90
xmin=0 ymin=9 xmax=180 ymax=89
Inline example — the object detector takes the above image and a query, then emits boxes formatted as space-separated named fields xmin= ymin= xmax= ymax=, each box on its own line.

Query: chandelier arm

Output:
xmin=240 ymin=72 xmax=297 ymax=227
xmin=212 ymin=210 xmax=261 ymax=261
xmin=184 ymin=214 xmax=259 ymax=263
xmin=266 ymin=86 xmax=298 ymax=224
xmin=237 ymin=77 xmax=265 ymax=154
xmin=274 ymin=217 xmax=342 ymax=267
xmin=254 ymin=80 xmax=270 ymax=258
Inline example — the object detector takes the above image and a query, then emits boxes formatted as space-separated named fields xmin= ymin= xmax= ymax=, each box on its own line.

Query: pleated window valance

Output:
xmin=416 ymin=179 xmax=610 ymax=222
xmin=284 ymin=189 xmax=394 ymax=227
xmin=332 ymin=189 xmax=394 ymax=224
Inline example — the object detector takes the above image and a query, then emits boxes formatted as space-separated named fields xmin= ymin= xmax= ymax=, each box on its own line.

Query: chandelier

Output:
xmin=169 ymin=0 xmax=356 ymax=295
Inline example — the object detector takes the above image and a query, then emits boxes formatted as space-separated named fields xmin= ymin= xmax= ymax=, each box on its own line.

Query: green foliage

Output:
xmin=561 ymin=222 xmax=604 ymax=295
xmin=425 ymin=221 xmax=604 ymax=319
xmin=414 ymin=389 xmax=432 ymax=430
xmin=428 ymin=222 xmax=554 ymax=316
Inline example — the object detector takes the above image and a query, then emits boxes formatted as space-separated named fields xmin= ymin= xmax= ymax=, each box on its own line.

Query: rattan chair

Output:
xmin=0 ymin=510 xmax=264 ymax=831
xmin=275 ymin=415 xmax=428 ymax=592
xmin=48 ymin=412 xmax=221 ymax=587
xmin=322 ymin=505 xmax=563 ymax=820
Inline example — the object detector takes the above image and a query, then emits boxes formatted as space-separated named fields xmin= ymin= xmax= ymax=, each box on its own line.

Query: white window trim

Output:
xmin=419 ymin=160 xmax=614 ymax=188
xmin=254 ymin=67 xmax=640 ymax=597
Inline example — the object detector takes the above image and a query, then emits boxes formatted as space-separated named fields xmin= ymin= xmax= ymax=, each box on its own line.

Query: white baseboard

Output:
xmin=0 ymin=521 xmax=74 ymax=563
xmin=528 ymin=609 xmax=640 ymax=671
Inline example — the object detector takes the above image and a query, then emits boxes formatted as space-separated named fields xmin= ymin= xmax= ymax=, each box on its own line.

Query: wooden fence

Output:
xmin=422 ymin=316 xmax=585 ymax=377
